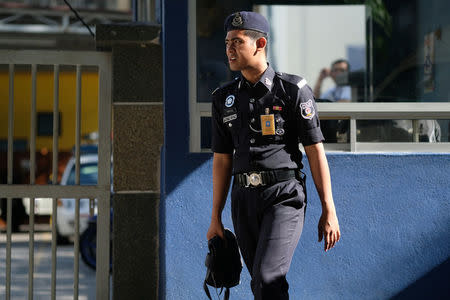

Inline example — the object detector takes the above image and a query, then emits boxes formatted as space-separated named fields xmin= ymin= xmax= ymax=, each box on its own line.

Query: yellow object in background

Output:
xmin=0 ymin=68 xmax=99 ymax=152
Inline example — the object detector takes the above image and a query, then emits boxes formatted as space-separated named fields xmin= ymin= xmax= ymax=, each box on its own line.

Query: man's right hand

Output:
xmin=207 ymin=218 xmax=225 ymax=240
xmin=319 ymin=68 xmax=330 ymax=81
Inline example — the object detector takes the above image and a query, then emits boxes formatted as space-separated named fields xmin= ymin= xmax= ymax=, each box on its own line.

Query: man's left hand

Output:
xmin=318 ymin=211 xmax=340 ymax=252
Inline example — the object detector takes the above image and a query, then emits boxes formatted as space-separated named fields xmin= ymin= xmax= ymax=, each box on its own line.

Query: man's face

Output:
xmin=330 ymin=62 xmax=349 ymax=81
xmin=225 ymin=30 xmax=258 ymax=71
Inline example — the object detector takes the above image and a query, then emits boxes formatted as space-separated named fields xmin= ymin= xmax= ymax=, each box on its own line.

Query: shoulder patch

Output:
xmin=297 ymin=78 xmax=307 ymax=89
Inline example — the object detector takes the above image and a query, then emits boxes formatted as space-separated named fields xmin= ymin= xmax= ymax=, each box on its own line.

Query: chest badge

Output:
xmin=276 ymin=128 xmax=285 ymax=136
xmin=225 ymin=95 xmax=235 ymax=107
xmin=300 ymin=99 xmax=315 ymax=119
xmin=261 ymin=108 xmax=275 ymax=136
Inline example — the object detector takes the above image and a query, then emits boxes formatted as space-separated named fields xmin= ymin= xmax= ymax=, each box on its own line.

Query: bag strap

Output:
xmin=203 ymin=280 xmax=230 ymax=300
xmin=204 ymin=280 xmax=213 ymax=300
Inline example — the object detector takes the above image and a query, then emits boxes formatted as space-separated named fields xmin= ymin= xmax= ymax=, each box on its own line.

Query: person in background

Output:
xmin=314 ymin=59 xmax=351 ymax=102
xmin=314 ymin=59 xmax=351 ymax=142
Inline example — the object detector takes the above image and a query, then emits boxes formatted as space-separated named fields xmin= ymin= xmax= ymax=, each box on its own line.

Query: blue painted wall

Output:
xmin=161 ymin=1 xmax=450 ymax=299
xmin=162 ymin=153 xmax=450 ymax=299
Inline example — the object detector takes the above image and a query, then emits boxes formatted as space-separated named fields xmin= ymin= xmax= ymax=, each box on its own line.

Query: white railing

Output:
xmin=191 ymin=102 xmax=450 ymax=153
xmin=317 ymin=102 xmax=450 ymax=152
xmin=0 ymin=50 xmax=112 ymax=300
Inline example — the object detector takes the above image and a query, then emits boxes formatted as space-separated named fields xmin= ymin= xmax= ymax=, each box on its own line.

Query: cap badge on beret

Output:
xmin=231 ymin=12 xmax=243 ymax=26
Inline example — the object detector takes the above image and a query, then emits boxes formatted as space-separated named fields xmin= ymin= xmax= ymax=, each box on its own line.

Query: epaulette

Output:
xmin=276 ymin=72 xmax=307 ymax=90
xmin=211 ymin=77 xmax=240 ymax=95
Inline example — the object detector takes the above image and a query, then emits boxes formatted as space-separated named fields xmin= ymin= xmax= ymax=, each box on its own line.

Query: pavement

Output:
xmin=0 ymin=226 xmax=98 ymax=299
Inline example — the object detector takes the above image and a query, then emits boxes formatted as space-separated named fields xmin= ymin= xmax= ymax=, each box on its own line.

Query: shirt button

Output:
xmin=228 ymin=123 xmax=232 ymax=127
xmin=249 ymin=98 xmax=255 ymax=103
xmin=250 ymin=138 xmax=255 ymax=144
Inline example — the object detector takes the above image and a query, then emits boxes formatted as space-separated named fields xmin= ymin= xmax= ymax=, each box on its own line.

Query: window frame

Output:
xmin=188 ymin=0 xmax=450 ymax=153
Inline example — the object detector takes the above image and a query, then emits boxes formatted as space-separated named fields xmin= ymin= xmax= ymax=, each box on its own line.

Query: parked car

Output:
xmin=56 ymin=154 xmax=99 ymax=244
xmin=22 ymin=197 xmax=53 ymax=216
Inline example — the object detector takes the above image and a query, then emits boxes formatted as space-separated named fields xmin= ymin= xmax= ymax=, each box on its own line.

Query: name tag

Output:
xmin=223 ymin=114 xmax=237 ymax=123
xmin=260 ymin=114 xmax=275 ymax=135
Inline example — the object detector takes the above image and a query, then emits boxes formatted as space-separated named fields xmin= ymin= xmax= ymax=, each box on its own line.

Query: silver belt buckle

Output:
xmin=245 ymin=172 xmax=264 ymax=187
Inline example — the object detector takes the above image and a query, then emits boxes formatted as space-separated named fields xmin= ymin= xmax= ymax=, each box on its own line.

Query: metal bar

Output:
xmin=149 ymin=0 xmax=156 ymax=22
xmin=28 ymin=63 xmax=37 ymax=300
xmin=368 ymin=5 xmax=374 ymax=102
xmin=0 ymin=50 xmax=118 ymax=66
xmin=97 ymin=52 xmax=112 ymax=300
xmin=0 ymin=13 xmax=25 ymax=24
xmin=0 ymin=24 xmax=96 ymax=35
xmin=6 ymin=197 xmax=12 ymax=300
xmin=0 ymin=185 xmax=108 ymax=198
xmin=316 ymin=103 xmax=450 ymax=119
xmin=412 ymin=120 xmax=419 ymax=142
xmin=198 ymin=102 xmax=450 ymax=119
xmin=5 ymin=63 xmax=14 ymax=300
xmin=188 ymin=0 xmax=199 ymax=152
xmin=350 ymin=118 xmax=357 ymax=152
xmin=74 ymin=64 xmax=82 ymax=300
xmin=50 ymin=64 xmax=60 ymax=300
xmin=7 ymin=65 xmax=13 ymax=180
xmin=353 ymin=142 xmax=450 ymax=152
xmin=0 ymin=7 xmax=132 ymax=20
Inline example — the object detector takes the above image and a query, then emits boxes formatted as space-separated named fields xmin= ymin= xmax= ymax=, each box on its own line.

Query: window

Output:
xmin=67 ymin=162 xmax=98 ymax=185
xmin=190 ymin=0 xmax=450 ymax=152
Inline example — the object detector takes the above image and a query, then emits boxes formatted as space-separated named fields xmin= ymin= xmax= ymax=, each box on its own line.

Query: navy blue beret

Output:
xmin=224 ymin=11 xmax=269 ymax=35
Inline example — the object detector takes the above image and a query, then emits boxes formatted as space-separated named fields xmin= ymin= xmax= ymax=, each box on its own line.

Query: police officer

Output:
xmin=206 ymin=11 xmax=341 ymax=299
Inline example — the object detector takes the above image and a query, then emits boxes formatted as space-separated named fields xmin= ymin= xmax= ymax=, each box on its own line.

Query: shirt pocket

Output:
xmin=223 ymin=108 xmax=241 ymax=148
xmin=272 ymin=97 xmax=288 ymax=142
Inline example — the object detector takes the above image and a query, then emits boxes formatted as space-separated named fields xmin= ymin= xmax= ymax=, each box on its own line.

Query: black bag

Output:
xmin=204 ymin=228 xmax=242 ymax=300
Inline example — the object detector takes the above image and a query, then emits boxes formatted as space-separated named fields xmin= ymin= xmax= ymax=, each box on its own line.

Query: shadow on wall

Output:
xmin=391 ymin=258 xmax=450 ymax=300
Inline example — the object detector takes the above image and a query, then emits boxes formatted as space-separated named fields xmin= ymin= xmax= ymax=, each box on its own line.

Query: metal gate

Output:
xmin=0 ymin=50 xmax=112 ymax=299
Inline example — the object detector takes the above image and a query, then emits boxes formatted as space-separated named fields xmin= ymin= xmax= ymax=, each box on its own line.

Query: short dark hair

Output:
xmin=243 ymin=30 xmax=268 ymax=56
xmin=243 ymin=29 xmax=268 ymax=42
xmin=331 ymin=59 xmax=350 ymax=71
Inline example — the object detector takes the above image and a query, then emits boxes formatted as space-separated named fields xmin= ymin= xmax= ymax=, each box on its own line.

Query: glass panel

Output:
xmin=357 ymin=119 xmax=448 ymax=142
xmin=260 ymin=4 xmax=366 ymax=102
xmin=195 ymin=0 xmax=450 ymax=150
xmin=196 ymin=0 xmax=450 ymax=103
xmin=368 ymin=0 xmax=450 ymax=102
xmin=320 ymin=119 xmax=350 ymax=143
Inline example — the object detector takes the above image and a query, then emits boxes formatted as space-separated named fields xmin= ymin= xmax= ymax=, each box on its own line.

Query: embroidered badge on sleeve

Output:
xmin=300 ymin=99 xmax=315 ymax=119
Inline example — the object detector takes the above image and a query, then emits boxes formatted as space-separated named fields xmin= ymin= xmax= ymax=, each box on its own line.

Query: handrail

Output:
xmin=317 ymin=102 xmax=450 ymax=119
xmin=195 ymin=102 xmax=450 ymax=153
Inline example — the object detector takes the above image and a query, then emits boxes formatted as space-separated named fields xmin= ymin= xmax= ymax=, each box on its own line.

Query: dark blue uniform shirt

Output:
xmin=211 ymin=66 xmax=324 ymax=174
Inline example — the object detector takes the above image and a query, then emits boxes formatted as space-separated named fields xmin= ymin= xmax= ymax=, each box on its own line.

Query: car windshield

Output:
xmin=66 ymin=162 xmax=98 ymax=185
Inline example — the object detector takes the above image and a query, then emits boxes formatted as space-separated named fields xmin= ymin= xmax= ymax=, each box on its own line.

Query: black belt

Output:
xmin=235 ymin=169 xmax=302 ymax=188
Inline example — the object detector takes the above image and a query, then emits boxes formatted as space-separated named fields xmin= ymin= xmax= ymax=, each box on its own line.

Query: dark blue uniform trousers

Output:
xmin=231 ymin=178 xmax=306 ymax=300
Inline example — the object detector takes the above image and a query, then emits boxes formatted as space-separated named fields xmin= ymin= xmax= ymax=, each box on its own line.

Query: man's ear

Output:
xmin=255 ymin=37 xmax=267 ymax=52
